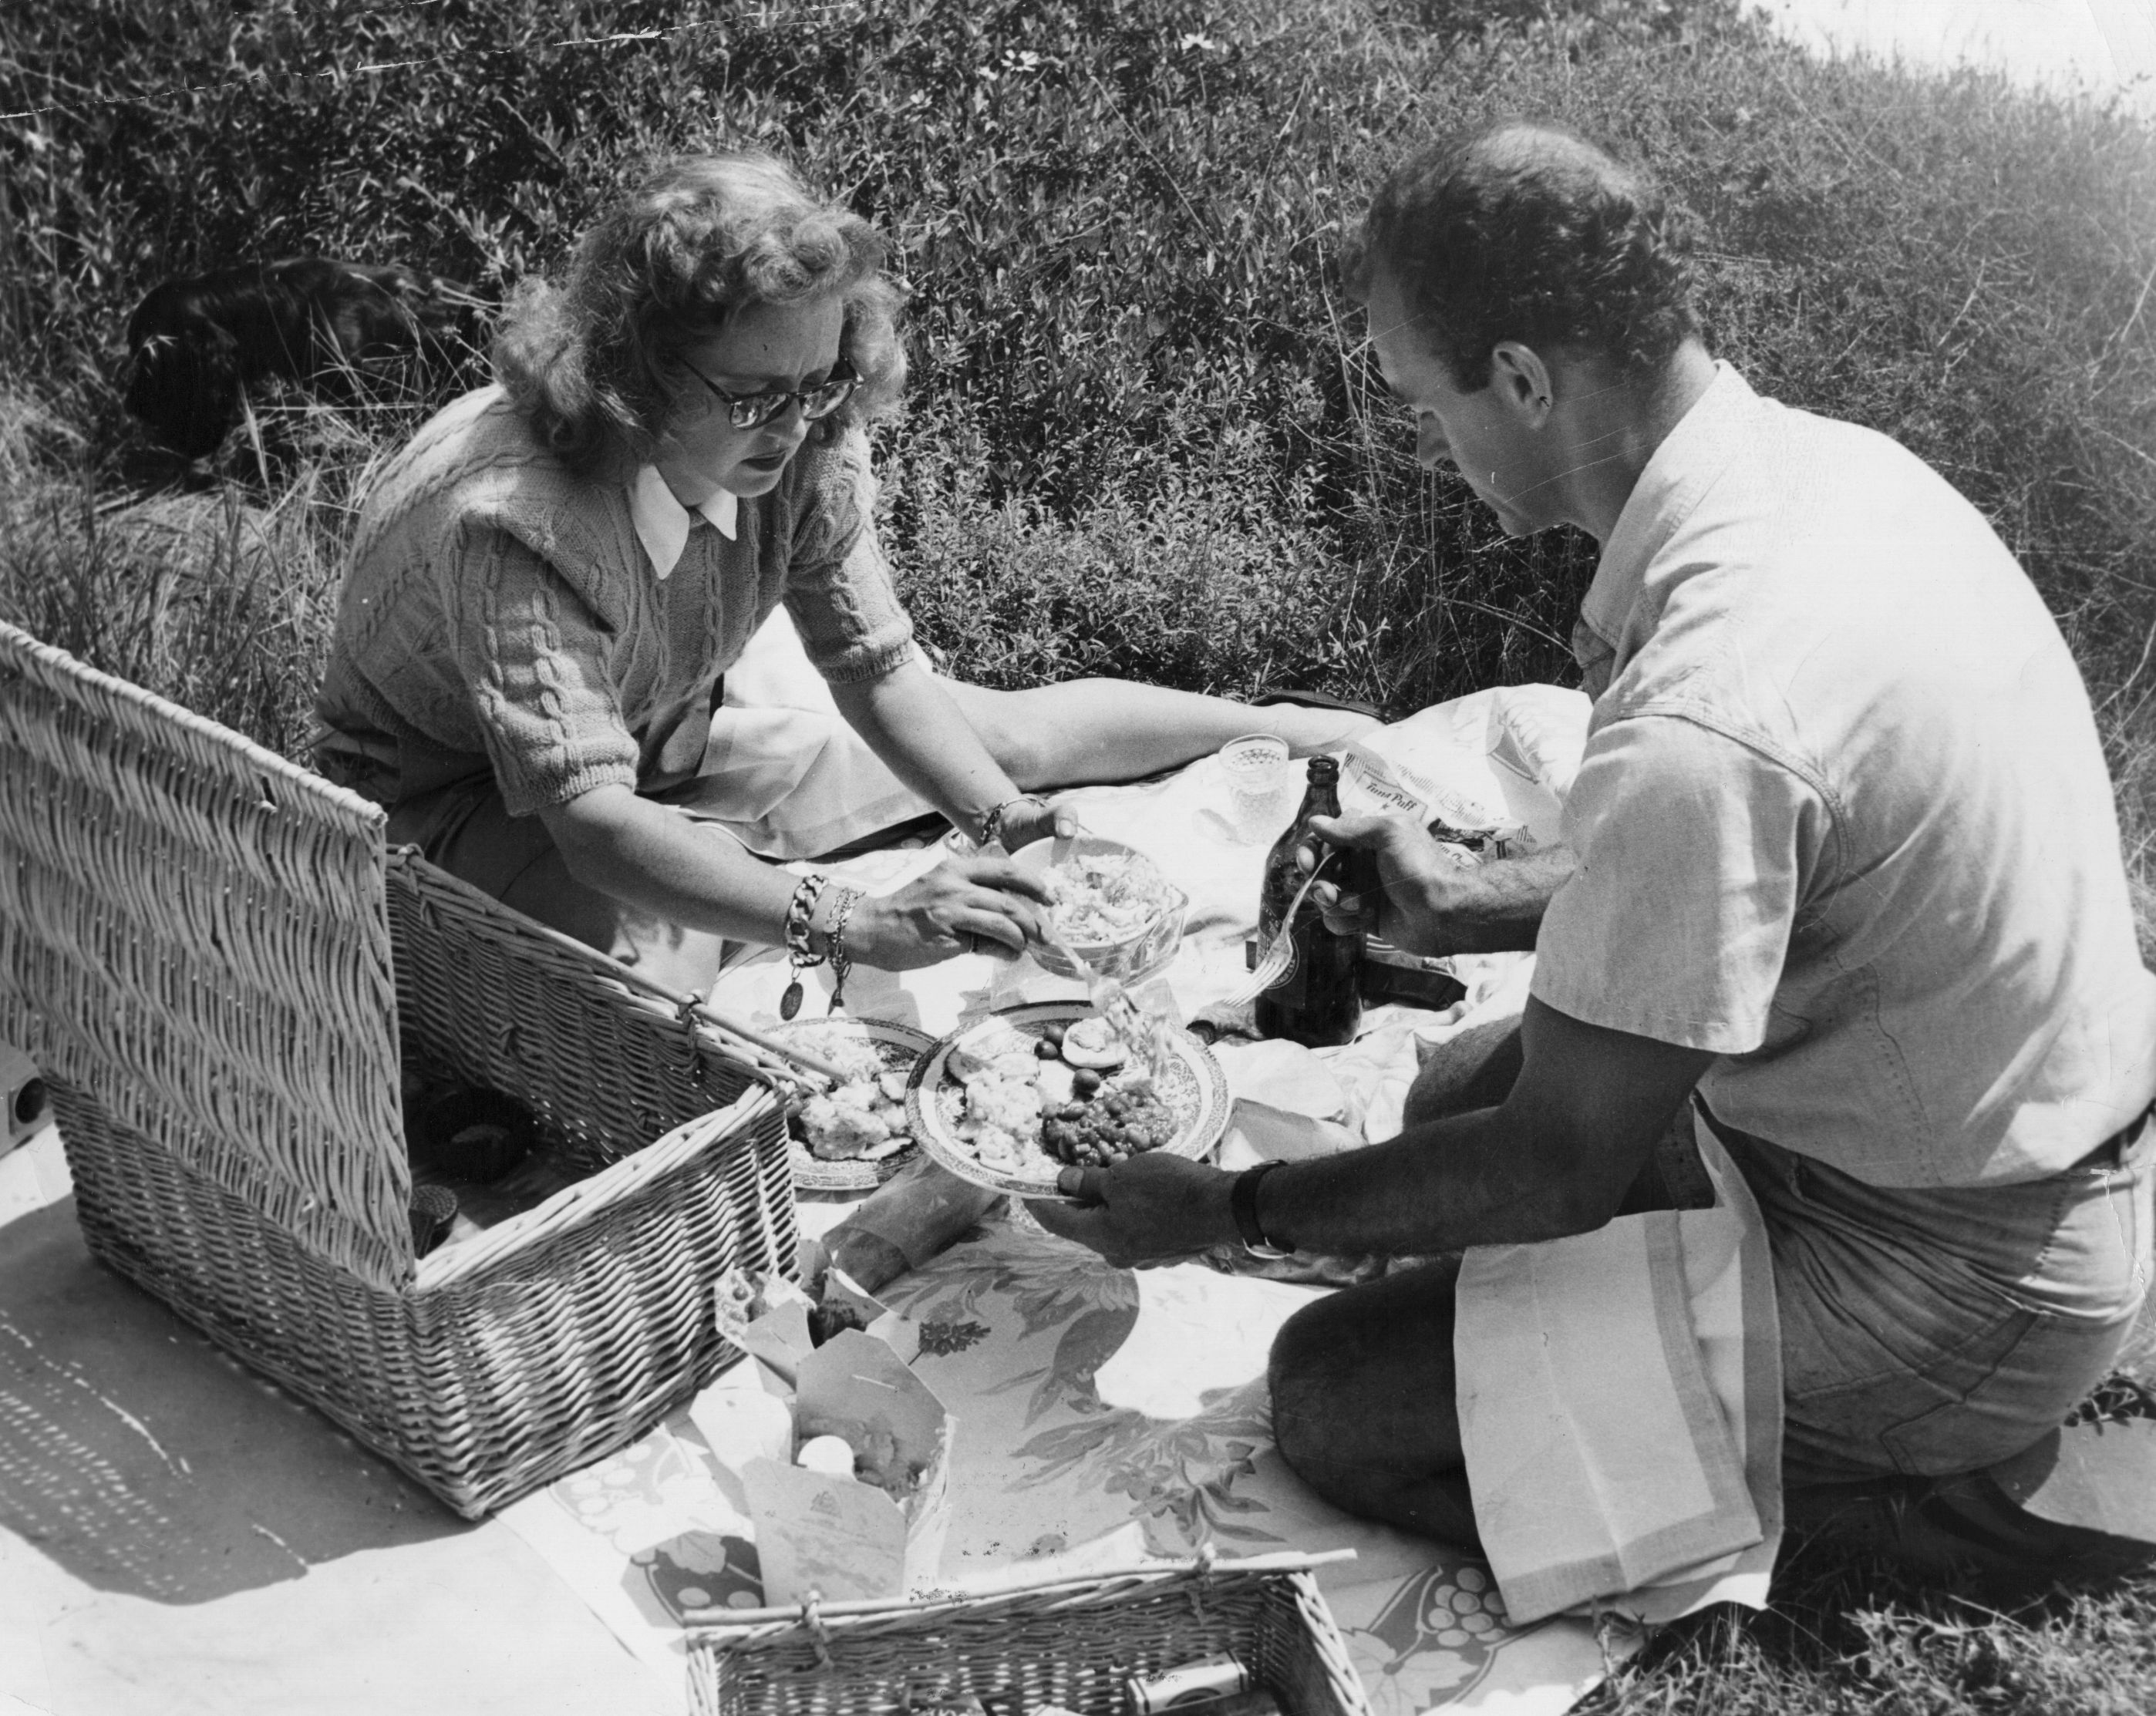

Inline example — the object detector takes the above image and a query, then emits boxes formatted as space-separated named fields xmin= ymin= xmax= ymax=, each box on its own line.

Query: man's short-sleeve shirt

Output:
xmin=1531 ymin=364 xmax=2156 ymax=1186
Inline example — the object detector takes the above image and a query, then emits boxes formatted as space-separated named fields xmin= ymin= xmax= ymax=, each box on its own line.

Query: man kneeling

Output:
xmin=1035 ymin=121 xmax=2156 ymax=1552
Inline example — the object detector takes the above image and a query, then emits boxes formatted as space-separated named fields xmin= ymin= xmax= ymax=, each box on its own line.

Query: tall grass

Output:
xmin=3 ymin=4 xmax=2155 ymax=1707
xmin=2 ymin=5 xmax=2148 ymax=903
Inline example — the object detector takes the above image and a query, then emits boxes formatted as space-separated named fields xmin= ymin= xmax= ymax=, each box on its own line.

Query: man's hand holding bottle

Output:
xmin=1301 ymin=816 xmax=1578 ymax=958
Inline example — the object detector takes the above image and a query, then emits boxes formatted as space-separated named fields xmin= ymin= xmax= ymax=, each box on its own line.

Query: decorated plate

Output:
xmin=905 ymin=1001 xmax=1231 ymax=1200
xmin=775 ymin=1017 xmax=938 ymax=1193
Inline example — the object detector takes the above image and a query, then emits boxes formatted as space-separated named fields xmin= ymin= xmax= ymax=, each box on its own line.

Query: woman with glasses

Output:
xmin=315 ymin=152 xmax=1365 ymax=990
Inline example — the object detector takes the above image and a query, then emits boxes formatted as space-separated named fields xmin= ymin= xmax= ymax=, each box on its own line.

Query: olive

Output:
xmin=1035 ymin=1036 xmax=1060 ymax=1059
xmin=1071 ymin=1068 xmax=1103 ymax=1098
xmin=1041 ymin=1021 xmax=1067 ymax=1048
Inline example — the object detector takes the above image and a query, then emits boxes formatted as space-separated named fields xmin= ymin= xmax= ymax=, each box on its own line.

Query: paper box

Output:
xmin=735 ymin=1329 xmax=954 ymax=1603
xmin=712 ymin=1243 xmax=919 ymax=1390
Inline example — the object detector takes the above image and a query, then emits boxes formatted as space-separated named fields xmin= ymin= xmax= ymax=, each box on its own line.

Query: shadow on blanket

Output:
xmin=0 ymin=1199 xmax=461 ymax=1602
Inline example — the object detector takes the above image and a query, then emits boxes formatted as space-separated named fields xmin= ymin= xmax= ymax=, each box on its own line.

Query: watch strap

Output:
xmin=1230 ymin=1161 xmax=1292 ymax=1259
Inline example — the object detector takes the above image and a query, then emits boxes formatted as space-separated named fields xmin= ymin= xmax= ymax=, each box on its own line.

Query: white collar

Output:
xmin=630 ymin=465 xmax=739 ymax=578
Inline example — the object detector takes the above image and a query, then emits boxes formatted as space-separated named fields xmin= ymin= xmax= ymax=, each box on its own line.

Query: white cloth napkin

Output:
xmin=1454 ymin=1119 xmax=1783 ymax=1626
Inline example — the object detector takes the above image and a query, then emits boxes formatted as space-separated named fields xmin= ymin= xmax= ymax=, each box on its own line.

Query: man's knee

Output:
xmin=1267 ymin=1294 xmax=1356 ymax=1476
xmin=1266 ymin=1270 xmax=1461 ymax=1472
xmin=1267 ymin=1272 xmax=1477 ymax=1542
xmin=1403 ymin=1018 xmax=1524 ymax=1128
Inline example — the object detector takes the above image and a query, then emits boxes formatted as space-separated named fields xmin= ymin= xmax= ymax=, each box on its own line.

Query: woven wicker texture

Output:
xmin=0 ymin=621 xmax=803 ymax=1516
xmin=689 ymin=1556 xmax=1374 ymax=1716
xmin=386 ymin=851 xmax=776 ymax=1173
xmin=0 ymin=620 xmax=410 ymax=1287
xmin=58 ymin=1078 xmax=793 ymax=1515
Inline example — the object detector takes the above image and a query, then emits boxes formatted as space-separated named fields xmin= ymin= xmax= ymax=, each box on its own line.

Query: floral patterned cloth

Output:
xmin=497 ymin=1212 xmax=1620 ymax=1712
xmin=497 ymin=710 xmax=1664 ymax=1710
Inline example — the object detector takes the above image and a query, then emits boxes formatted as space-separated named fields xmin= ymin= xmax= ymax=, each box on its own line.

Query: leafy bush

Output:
xmin=2 ymin=0 xmax=2151 ymax=939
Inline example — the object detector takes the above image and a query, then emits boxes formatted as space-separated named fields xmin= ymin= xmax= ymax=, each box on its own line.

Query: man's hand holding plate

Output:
xmin=1025 ymin=1152 xmax=1241 ymax=1269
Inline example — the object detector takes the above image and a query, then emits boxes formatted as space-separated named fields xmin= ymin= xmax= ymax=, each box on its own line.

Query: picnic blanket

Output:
xmin=497 ymin=685 xmax=1786 ymax=1703
xmin=499 ymin=1204 xmax=1625 ymax=1712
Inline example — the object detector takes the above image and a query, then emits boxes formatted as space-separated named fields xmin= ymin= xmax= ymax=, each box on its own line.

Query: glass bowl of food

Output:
xmin=1008 ymin=833 xmax=1188 ymax=984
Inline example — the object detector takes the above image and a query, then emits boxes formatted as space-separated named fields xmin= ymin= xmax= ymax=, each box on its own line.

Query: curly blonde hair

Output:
xmin=494 ymin=151 xmax=908 ymax=473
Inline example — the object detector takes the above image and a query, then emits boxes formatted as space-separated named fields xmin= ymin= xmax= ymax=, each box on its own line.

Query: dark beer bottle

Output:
xmin=1254 ymin=756 xmax=1364 ymax=1048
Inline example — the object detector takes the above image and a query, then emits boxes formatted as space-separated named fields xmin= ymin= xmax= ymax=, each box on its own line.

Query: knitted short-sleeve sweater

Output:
xmin=314 ymin=386 xmax=916 ymax=816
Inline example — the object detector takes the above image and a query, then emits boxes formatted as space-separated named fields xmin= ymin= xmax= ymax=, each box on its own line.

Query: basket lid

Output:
xmin=0 ymin=623 xmax=416 ymax=1290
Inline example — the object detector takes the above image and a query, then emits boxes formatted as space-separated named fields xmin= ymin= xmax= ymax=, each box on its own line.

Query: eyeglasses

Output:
xmin=679 ymin=359 xmax=858 ymax=430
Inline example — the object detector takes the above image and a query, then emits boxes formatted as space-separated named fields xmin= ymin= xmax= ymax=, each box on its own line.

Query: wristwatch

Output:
xmin=1230 ymin=1162 xmax=1293 ymax=1260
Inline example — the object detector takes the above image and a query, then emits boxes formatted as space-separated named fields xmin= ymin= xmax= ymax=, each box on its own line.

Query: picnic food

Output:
xmin=786 ymin=1022 xmax=921 ymax=1163
xmin=1057 ymin=1014 xmax=1129 ymax=1070
xmin=795 ymin=1434 xmax=857 ymax=1475
xmin=940 ymin=1013 xmax=1181 ymax=1179
xmin=794 ymin=1411 xmax=926 ymax=1499
xmin=1011 ymin=833 xmax=1191 ymax=985
xmin=1046 ymin=846 xmax=1175 ymax=945
xmin=806 ymin=1301 xmax=870 ymax=1347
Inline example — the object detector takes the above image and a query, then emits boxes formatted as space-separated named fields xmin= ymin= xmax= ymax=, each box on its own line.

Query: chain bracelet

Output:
xmin=778 ymin=873 xmax=831 ymax=1021
xmin=824 ymin=884 xmax=865 ymax=1011
xmin=977 ymin=793 xmax=1046 ymax=851
xmin=783 ymin=873 xmax=830 ymax=965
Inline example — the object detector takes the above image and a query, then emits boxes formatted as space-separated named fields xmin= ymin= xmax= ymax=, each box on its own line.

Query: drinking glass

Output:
xmin=1218 ymin=733 xmax=1292 ymax=844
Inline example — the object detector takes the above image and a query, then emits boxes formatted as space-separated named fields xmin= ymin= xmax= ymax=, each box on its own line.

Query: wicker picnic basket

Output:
xmin=688 ymin=1552 xmax=1374 ymax=1716
xmin=0 ymin=621 xmax=798 ymax=1517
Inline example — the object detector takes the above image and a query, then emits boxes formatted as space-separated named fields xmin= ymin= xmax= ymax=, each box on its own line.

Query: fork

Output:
xmin=1043 ymin=926 xmax=1177 ymax=1076
xmin=1221 ymin=854 xmax=1335 ymax=1008
xmin=1037 ymin=828 xmax=1179 ymax=1075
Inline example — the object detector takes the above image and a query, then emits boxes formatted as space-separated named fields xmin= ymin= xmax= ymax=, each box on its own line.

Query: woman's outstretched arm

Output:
xmin=539 ymin=782 xmax=1053 ymax=969
xmin=918 ymin=671 xmax=1380 ymax=792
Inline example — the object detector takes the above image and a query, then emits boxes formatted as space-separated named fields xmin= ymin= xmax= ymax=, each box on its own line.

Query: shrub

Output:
xmin=1 ymin=0 xmax=2150 ymax=949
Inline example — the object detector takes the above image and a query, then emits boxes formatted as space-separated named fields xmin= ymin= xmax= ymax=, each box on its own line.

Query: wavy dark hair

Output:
xmin=494 ymin=150 xmax=907 ymax=473
xmin=1344 ymin=121 xmax=1700 ymax=389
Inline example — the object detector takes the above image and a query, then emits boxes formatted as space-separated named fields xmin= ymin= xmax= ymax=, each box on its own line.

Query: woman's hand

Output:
xmin=992 ymin=794 xmax=1080 ymax=853
xmin=843 ymin=855 xmax=1058 ymax=970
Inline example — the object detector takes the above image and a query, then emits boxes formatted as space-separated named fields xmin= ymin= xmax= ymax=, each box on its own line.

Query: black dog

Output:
xmin=123 ymin=257 xmax=476 ymax=459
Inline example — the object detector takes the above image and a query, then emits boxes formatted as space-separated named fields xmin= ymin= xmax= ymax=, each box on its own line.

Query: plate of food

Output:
xmin=1008 ymin=834 xmax=1188 ymax=984
xmin=775 ymin=1017 xmax=938 ymax=1193
xmin=905 ymin=1001 xmax=1231 ymax=1199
